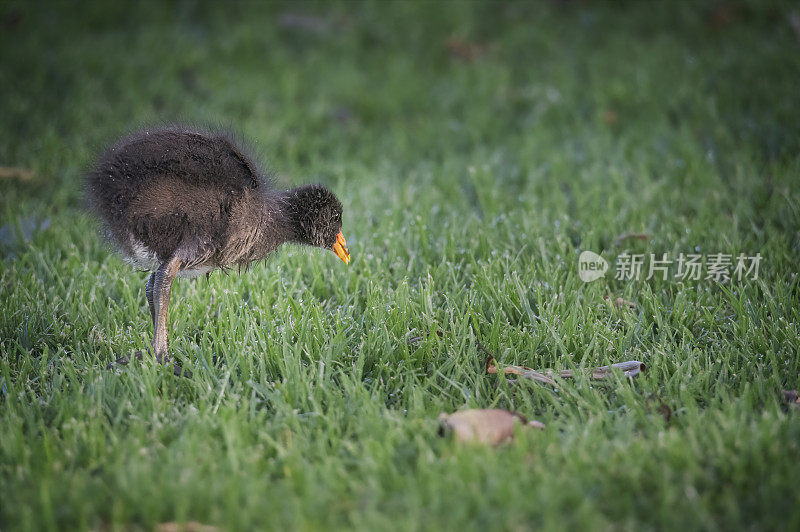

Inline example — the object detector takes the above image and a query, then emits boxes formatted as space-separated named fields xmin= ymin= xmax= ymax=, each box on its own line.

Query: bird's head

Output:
xmin=283 ymin=183 xmax=350 ymax=264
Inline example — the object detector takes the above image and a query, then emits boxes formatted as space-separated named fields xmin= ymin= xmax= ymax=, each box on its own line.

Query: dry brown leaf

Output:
xmin=438 ymin=409 xmax=544 ymax=446
xmin=782 ymin=389 xmax=799 ymax=409
xmin=0 ymin=166 xmax=35 ymax=182
xmin=155 ymin=522 xmax=219 ymax=532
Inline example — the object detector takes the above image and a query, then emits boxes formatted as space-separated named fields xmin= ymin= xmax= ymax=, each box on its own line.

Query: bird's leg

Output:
xmin=145 ymin=272 xmax=156 ymax=328
xmin=152 ymin=254 xmax=183 ymax=364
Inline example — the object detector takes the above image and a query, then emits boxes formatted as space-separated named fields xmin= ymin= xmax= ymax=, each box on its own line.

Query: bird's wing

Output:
xmin=182 ymin=132 xmax=262 ymax=192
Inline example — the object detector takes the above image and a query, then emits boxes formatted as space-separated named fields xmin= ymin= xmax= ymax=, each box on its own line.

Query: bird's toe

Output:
xmin=107 ymin=350 xmax=145 ymax=369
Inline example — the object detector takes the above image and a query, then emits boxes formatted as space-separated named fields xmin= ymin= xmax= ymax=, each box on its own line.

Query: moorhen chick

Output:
xmin=86 ymin=126 xmax=350 ymax=368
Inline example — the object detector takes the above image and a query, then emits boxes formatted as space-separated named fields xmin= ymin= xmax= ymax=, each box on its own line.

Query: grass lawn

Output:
xmin=1 ymin=1 xmax=799 ymax=529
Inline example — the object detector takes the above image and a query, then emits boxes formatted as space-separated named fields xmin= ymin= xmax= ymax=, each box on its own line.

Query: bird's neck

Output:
xmin=247 ymin=190 xmax=307 ymax=262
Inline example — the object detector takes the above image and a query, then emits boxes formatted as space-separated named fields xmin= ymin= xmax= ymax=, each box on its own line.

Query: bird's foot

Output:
xmin=107 ymin=350 xmax=191 ymax=378
xmin=157 ymin=354 xmax=193 ymax=378
xmin=107 ymin=350 xmax=145 ymax=369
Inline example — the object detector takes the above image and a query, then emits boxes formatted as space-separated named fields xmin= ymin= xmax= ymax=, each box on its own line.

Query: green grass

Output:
xmin=2 ymin=1 xmax=800 ymax=529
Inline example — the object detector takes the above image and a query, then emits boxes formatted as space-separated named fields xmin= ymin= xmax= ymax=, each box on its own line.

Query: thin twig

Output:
xmin=479 ymin=340 xmax=556 ymax=385
xmin=479 ymin=340 xmax=644 ymax=383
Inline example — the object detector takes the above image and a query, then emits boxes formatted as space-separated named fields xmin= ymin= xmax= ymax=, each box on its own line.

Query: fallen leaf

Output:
xmin=438 ymin=409 xmax=544 ymax=446
xmin=782 ymin=390 xmax=799 ymax=409
xmin=155 ymin=522 xmax=219 ymax=532
xmin=614 ymin=232 xmax=648 ymax=246
xmin=0 ymin=166 xmax=35 ymax=182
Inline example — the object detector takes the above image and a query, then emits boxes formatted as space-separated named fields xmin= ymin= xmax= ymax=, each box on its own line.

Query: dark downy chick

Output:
xmin=86 ymin=125 xmax=350 ymax=369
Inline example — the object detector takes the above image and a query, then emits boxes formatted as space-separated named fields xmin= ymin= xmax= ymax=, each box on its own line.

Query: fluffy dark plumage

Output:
xmin=86 ymin=125 xmax=344 ymax=274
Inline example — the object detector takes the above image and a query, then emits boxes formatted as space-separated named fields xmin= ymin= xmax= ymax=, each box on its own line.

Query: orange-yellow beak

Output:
xmin=332 ymin=231 xmax=350 ymax=264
